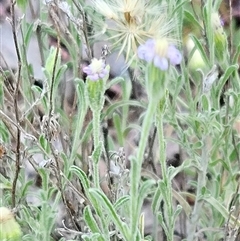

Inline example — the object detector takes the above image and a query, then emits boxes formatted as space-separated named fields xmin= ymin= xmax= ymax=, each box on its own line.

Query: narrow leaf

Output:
xmin=89 ymin=188 xmax=130 ymax=240
xmin=114 ymin=195 xmax=130 ymax=210
xmin=84 ymin=206 xmax=105 ymax=241
xmin=190 ymin=35 xmax=209 ymax=66
xmin=70 ymin=165 xmax=90 ymax=191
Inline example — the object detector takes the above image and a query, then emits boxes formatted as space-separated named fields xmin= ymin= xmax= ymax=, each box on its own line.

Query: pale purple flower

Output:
xmin=153 ymin=56 xmax=169 ymax=70
xmin=137 ymin=39 xmax=155 ymax=62
xmin=220 ymin=18 xmax=224 ymax=26
xmin=167 ymin=45 xmax=182 ymax=65
xmin=83 ymin=58 xmax=109 ymax=81
xmin=137 ymin=39 xmax=182 ymax=71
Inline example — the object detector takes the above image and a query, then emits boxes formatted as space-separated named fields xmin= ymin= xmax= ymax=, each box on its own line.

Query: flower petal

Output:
xmin=145 ymin=39 xmax=155 ymax=48
xmin=137 ymin=39 xmax=155 ymax=62
xmin=137 ymin=45 xmax=148 ymax=60
xmin=99 ymin=68 xmax=108 ymax=78
xmin=89 ymin=73 xmax=99 ymax=81
xmin=83 ymin=66 xmax=92 ymax=75
xmin=154 ymin=56 xmax=168 ymax=70
xmin=167 ymin=45 xmax=182 ymax=65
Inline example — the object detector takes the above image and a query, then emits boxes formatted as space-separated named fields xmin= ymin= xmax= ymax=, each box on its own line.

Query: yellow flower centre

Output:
xmin=91 ymin=58 xmax=104 ymax=73
xmin=155 ymin=38 xmax=169 ymax=57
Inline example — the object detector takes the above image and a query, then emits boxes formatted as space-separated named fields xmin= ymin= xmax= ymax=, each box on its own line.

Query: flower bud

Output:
xmin=0 ymin=207 xmax=22 ymax=241
xmin=186 ymin=37 xmax=207 ymax=72
xmin=211 ymin=12 xmax=228 ymax=61
xmin=86 ymin=78 xmax=105 ymax=111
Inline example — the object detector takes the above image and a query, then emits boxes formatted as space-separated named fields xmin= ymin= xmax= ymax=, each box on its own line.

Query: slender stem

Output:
xmin=130 ymin=98 xmax=157 ymax=239
xmin=10 ymin=0 xmax=22 ymax=208
xmin=157 ymin=107 xmax=167 ymax=181
xmin=93 ymin=161 xmax=100 ymax=189
xmin=156 ymin=103 xmax=174 ymax=241
xmin=187 ymin=136 xmax=208 ymax=241
xmin=229 ymin=0 xmax=233 ymax=57
xmin=130 ymin=63 xmax=166 ymax=239
xmin=92 ymin=109 xmax=101 ymax=189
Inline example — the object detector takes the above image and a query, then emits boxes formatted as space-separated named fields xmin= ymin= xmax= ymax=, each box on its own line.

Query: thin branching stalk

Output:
xmin=61 ymin=171 xmax=90 ymax=204
xmin=71 ymin=0 xmax=92 ymax=59
xmin=50 ymin=143 xmax=81 ymax=232
xmin=36 ymin=25 xmax=45 ymax=66
xmin=0 ymin=110 xmax=37 ymax=141
xmin=0 ymin=111 xmax=17 ymax=139
xmin=10 ymin=0 xmax=22 ymax=208
xmin=0 ymin=53 xmax=17 ymax=83
xmin=229 ymin=0 xmax=233 ymax=56
xmin=145 ymin=126 xmax=157 ymax=173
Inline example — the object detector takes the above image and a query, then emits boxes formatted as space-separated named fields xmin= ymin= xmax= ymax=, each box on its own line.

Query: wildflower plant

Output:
xmin=84 ymin=58 xmax=110 ymax=188
xmin=2 ymin=0 xmax=240 ymax=241
xmin=128 ymin=35 xmax=182 ymax=240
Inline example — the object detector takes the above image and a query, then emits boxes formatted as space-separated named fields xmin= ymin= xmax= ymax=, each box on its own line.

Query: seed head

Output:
xmin=91 ymin=0 xmax=177 ymax=62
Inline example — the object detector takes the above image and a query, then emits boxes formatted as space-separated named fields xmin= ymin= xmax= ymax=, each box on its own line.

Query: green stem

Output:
xmin=130 ymin=98 xmax=157 ymax=239
xmin=156 ymin=106 xmax=167 ymax=181
xmin=92 ymin=109 xmax=101 ymax=189
xmin=187 ymin=136 xmax=208 ymax=241
xmin=93 ymin=161 xmax=100 ymax=189
xmin=130 ymin=63 xmax=167 ymax=239
xmin=156 ymin=103 xmax=174 ymax=241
